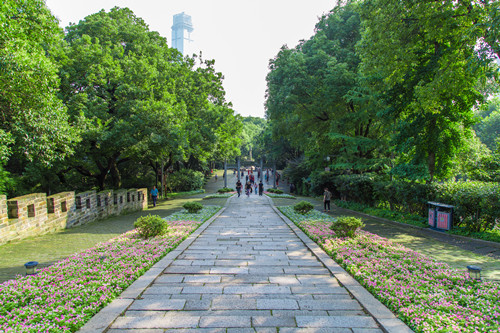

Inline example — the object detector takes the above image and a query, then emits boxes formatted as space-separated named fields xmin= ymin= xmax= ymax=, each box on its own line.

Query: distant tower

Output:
xmin=171 ymin=12 xmax=193 ymax=55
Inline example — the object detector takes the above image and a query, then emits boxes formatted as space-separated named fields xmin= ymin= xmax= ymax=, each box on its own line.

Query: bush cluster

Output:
xmin=267 ymin=188 xmax=284 ymax=194
xmin=183 ymin=201 xmax=203 ymax=213
xmin=217 ymin=187 xmax=234 ymax=193
xmin=167 ymin=169 xmax=204 ymax=192
xmin=330 ymin=216 xmax=365 ymax=238
xmin=293 ymin=201 xmax=314 ymax=214
xmin=134 ymin=214 xmax=168 ymax=239
xmin=310 ymin=172 xmax=500 ymax=232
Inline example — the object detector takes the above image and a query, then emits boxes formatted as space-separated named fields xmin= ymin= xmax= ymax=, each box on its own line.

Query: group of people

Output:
xmin=235 ymin=178 xmax=264 ymax=197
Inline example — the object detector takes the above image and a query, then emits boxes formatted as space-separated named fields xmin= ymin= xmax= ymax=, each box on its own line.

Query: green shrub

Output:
xmin=134 ymin=214 xmax=168 ymax=239
xmin=217 ymin=187 xmax=234 ymax=193
xmin=294 ymin=201 xmax=314 ymax=214
xmin=330 ymin=216 xmax=365 ymax=238
xmin=167 ymin=169 xmax=204 ymax=192
xmin=268 ymin=188 xmax=284 ymax=194
xmin=183 ymin=201 xmax=203 ymax=213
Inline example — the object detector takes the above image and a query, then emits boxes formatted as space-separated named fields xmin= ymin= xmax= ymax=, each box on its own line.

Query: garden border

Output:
xmin=77 ymin=199 xmax=231 ymax=333
xmin=337 ymin=205 xmax=500 ymax=250
xmin=268 ymin=197 xmax=414 ymax=333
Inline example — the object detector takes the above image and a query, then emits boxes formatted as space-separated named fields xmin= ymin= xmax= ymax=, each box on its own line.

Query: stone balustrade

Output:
xmin=0 ymin=188 xmax=148 ymax=245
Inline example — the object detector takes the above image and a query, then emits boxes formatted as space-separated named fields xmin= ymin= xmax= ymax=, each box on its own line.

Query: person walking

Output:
xmin=323 ymin=187 xmax=332 ymax=212
xmin=236 ymin=179 xmax=242 ymax=197
xmin=150 ymin=186 xmax=159 ymax=207
xmin=245 ymin=182 xmax=252 ymax=197
xmin=258 ymin=181 xmax=264 ymax=196
xmin=215 ymin=174 xmax=218 ymax=182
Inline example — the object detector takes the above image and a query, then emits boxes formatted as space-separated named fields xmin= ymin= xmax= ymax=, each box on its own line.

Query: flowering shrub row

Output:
xmin=278 ymin=205 xmax=500 ymax=333
xmin=204 ymin=193 xmax=235 ymax=199
xmin=264 ymin=192 xmax=296 ymax=199
xmin=0 ymin=205 xmax=221 ymax=333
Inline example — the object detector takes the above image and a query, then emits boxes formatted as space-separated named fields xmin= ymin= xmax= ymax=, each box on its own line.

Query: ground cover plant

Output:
xmin=264 ymin=192 xmax=296 ymax=199
xmin=0 ymin=205 xmax=221 ymax=332
xmin=167 ymin=189 xmax=205 ymax=198
xmin=217 ymin=187 xmax=234 ymax=193
xmin=204 ymin=193 xmax=234 ymax=199
xmin=278 ymin=205 xmax=500 ymax=333
xmin=182 ymin=201 xmax=203 ymax=213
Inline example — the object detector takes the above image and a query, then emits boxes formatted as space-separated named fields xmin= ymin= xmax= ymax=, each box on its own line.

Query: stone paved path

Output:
xmin=81 ymin=194 xmax=411 ymax=333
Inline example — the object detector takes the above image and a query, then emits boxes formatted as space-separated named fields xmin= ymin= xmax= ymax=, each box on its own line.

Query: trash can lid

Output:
xmin=24 ymin=261 xmax=38 ymax=268
xmin=467 ymin=265 xmax=481 ymax=271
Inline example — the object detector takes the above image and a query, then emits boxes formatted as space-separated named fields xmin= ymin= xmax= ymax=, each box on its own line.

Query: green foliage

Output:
xmin=168 ymin=189 xmax=205 ymax=198
xmin=167 ymin=169 xmax=204 ymax=192
xmin=294 ymin=201 xmax=314 ymax=214
xmin=334 ymin=200 xmax=427 ymax=227
xmin=267 ymin=188 xmax=284 ymax=194
xmin=475 ymin=97 xmax=500 ymax=151
xmin=182 ymin=201 xmax=203 ymax=214
xmin=57 ymin=7 xmax=242 ymax=191
xmin=436 ymin=182 xmax=500 ymax=232
xmin=330 ymin=216 xmax=365 ymax=238
xmin=134 ymin=214 xmax=168 ymax=239
xmin=0 ymin=0 xmax=78 ymax=168
xmin=266 ymin=2 xmax=390 ymax=174
xmin=217 ymin=187 xmax=234 ymax=193
xmin=358 ymin=0 xmax=498 ymax=182
xmin=240 ymin=117 xmax=266 ymax=160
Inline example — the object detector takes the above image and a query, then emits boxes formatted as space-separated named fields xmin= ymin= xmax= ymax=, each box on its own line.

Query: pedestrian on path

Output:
xmin=258 ymin=181 xmax=264 ymax=196
xmin=150 ymin=186 xmax=159 ymax=207
xmin=245 ymin=182 xmax=251 ymax=197
xmin=323 ymin=187 xmax=332 ymax=212
xmin=215 ymin=174 xmax=218 ymax=182
xmin=236 ymin=179 xmax=242 ymax=197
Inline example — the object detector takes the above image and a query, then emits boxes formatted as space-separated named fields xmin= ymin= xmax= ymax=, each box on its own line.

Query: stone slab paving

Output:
xmin=79 ymin=194 xmax=413 ymax=333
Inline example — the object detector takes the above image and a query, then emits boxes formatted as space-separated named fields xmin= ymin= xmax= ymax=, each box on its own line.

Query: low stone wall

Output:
xmin=0 ymin=188 xmax=148 ymax=245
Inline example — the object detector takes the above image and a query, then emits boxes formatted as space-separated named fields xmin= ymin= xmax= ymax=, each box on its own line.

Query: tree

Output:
xmin=475 ymin=96 xmax=500 ymax=151
xmin=358 ymin=0 xmax=500 ymax=182
xmin=0 ymin=0 xmax=77 ymax=179
xmin=240 ymin=117 xmax=266 ymax=160
xmin=58 ymin=7 xmax=241 ymax=190
xmin=58 ymin=7 xmax=188 ymax=189
xmin=266 ymin=2 xmax=388 ymax=173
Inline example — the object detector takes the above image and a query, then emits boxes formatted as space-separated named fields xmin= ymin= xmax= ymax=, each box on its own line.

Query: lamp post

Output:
xmin=237 ymin=156 xmax=241 ymax=181
xmin=24 ymin=261 xmax=38 ymax=276
xmin=224 ymin=159 xmax=227 ymax=188
xmin=273 ymin=161 xmax=277 ymax=189
xmin=467 ymin=265 xmax=482 ymax=281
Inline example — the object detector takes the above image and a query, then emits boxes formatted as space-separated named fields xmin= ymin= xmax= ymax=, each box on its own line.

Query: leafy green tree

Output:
xmin=0 ymin=0 xmax=77 ymax=183
xmin=58 ymin=7 xmax=190 ymax=189
xmin=358 ymin=0 xmax=500 ymax=182
xmin=240 ymin=117 xmax=266 ymax=160
xmin=475 ymin=97 xmax=500 ymax=151
xmin=266 ymin=2 xmax=388 ymax=173
xmin=58 ymin=7 xmax=241 ymax=190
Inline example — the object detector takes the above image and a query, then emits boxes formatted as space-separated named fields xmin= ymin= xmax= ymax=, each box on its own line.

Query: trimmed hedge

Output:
xmin=311 ymin=172 xmax=500 ymax=232
xmin=167 ymin=169 xmax=204 ymax=192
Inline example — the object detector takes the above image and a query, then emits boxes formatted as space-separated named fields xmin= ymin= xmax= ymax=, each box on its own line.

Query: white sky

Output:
xmin=44 ymin=0 xmax=337 ymax=118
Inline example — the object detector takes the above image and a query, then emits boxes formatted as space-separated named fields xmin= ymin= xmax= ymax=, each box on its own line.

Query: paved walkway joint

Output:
xmin=79 ymin=194 xmax=413 ymax=333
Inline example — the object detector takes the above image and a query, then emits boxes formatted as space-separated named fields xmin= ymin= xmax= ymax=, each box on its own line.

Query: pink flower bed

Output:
xmin=0 ymin=220 xmax=201 ymax=332
xmin=280 ymin=206 xmax=500 ymax=333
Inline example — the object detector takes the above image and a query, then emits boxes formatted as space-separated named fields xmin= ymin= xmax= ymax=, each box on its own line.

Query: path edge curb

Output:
xmin=77 ymin=199 xmax=232 ymax=333
xmin=267 ymin=196 xmax=414 ymax=333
